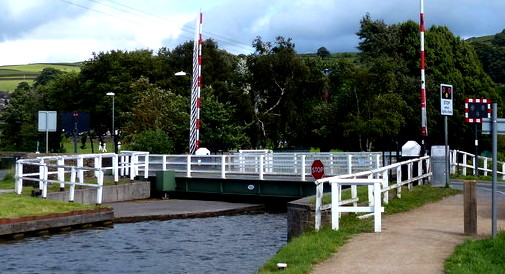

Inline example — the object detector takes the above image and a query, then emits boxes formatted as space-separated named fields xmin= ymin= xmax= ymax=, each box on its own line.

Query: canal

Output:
xmin=1 ymin=213 xmax=286 ymax=273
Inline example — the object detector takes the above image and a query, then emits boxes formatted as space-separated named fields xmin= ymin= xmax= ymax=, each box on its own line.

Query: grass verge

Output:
xmin=258 ymin=185 xmax=460 ymax=274
xmin=445 ymin=232 xmax=505 ymax=273
xmin=0 ymin=193 xmax=100 ymax=219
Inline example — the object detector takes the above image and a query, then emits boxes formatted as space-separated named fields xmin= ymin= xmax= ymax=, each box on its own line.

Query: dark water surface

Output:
xmin=1 ymin=213 xmax=286 ymax=274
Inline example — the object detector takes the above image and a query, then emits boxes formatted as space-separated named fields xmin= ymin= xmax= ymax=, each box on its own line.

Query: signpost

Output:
xmin=481 ymin=104 xmax=499 ymax=237
xmin=465 ymin=98 xmax=491 ymax=176
xmin=440 ymin=84 xmax=453 ymax=185
xmin=38 ymin=111 xmax=57 ymax=154
xmin=311 ymin=160 xmax=325 ymax=180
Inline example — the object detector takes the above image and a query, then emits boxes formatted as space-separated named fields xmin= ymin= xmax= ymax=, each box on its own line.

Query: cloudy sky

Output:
xmin=0 ymin=0 xmax=503 ymax=66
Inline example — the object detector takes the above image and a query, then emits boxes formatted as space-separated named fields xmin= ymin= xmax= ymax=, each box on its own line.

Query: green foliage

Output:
xmin=126 ymin=128 xmax=174 ymax=154
xmin=445 ymin=232 xmax=505 ymax=273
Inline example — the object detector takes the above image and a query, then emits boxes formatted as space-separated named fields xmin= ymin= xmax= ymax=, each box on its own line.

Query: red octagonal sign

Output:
xmin=311 ymin=160 xmax=325 ymax=180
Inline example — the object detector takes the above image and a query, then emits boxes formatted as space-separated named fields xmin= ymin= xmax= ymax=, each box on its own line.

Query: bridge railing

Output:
xmin=146 ymin=152 xmax=384 ymax=180
xmin=314 ymin=155 xmax=431 ymax=232
xmin=14 ymin=151 xmax=149 ymax=204
xmin=451 ymin=150 xmax=505 ymax=179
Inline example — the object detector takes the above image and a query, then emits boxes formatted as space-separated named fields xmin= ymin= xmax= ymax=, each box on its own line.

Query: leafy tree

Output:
xmin=0 ymin=83 xmax=43 ymax=151
xmin=126 ymin=128 xmax=174 ymax=154
xmin=317 ymin=47 xmax=331 ymax=58
xmin=122 ymin=77 xmax=188 ymax=153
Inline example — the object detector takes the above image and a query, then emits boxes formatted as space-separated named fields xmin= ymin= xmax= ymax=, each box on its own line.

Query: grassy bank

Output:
xmin=445 ymin=232 xmax=505 ymax=273
xmin=259 ymin=185 xmax=460 ymax=273
xmin=0 ymin=193 xmax=100 ymax=219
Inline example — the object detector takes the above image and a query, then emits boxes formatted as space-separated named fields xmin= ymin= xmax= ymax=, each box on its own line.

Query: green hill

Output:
xmin=0 ymin=63 xmax=81 ymax=92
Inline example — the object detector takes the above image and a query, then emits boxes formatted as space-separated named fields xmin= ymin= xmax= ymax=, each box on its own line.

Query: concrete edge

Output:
xmin=113 ymin=204 xmax=266 ymax=223
xmin=0 ymin=208 xmax=114 ymax=238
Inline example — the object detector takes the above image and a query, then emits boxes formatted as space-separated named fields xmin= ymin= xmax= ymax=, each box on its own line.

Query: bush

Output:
xmin=127 ymin=129 xmax=174 ymax=154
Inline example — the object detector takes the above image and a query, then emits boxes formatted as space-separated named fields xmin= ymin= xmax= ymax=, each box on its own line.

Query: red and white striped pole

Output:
xmin=190 ymin=12 xmax=203 ymax=154
xmin=420 ymin=0 xmax=428 ymax=151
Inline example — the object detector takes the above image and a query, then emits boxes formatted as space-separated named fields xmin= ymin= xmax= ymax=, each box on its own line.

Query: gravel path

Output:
xmin=311 ymin=190 xmax=505 ymax=274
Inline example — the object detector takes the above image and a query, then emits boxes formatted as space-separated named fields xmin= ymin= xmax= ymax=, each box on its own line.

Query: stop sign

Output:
xmin=311 ymin=160 xmax=325 ymax=179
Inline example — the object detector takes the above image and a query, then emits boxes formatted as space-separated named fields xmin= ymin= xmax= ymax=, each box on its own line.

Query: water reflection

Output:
xmin=1 ymin=213 xmax=286 ymax=274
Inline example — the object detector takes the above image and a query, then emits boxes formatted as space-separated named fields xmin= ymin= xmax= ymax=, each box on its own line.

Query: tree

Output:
xmin=317 ymin=47 xmax=330 ymax=58
xmin=0 ymin=83 xmax=43 ymax=151
xmin=122 ymin=77 xmax=188 ymax=153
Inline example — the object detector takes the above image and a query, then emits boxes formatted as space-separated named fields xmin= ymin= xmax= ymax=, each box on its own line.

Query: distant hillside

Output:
xmin=0 ymin=63 xmax=81 ymax=92
xmin=466 ymin=34 xmax=495 ymax=44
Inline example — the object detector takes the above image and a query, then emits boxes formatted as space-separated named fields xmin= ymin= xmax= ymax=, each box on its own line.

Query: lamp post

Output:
xmin=106 ymin=92 xmax=117 ymax=154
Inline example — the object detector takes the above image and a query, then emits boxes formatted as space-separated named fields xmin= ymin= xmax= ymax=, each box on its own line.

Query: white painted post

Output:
xmin=113 ymin=154 xmax=119 ymax=182
xmin=373 ymin=180 xmax=382 ymax=232
xmin=315 ymin=182 xmax=323 ymax=231
xmin=77 ymin=156 xmax=84 ymax=185
xmin=259 ymin=155 xmax=264 ymax=180
xmin=451 ymin=150 xmax=457 ymax=174
xmin=396 ymin=165 xmax=402 ymax=198
xmin=15 ymin=161 xmax=23 ymax=194
xmin=41 ymin=164 xmax=48 ymax=199
xmin=94 ymin=155 xmax=100 ymax=178
xmin=301 ymin=155 xmax=306 ymax=181
xmin=484 ymin=158 xmax=488 ymax=176
xmin=38 ymin=159 xmax=44 ymax=190
xmin=351 ymin=184 xmax=358 ymax=207
xmin=407 ymin=162 xmax=413 ymax=190
xmin=96 ymin=169 xmax=104 ymax=205
xmin=368 ymin=174 xmax=374 ymax=206
xmin=69 ymin=167 xmax=76 ymax=202
xmin=129 ymin=154 xmax=136 ymax=181
xmin=221 ymin=155 xmax=226 ymax=179
xmin=382 ymin=170 xmax=389 ymax=204
xmin=58 ymin=157 xmax=65 ymax=190
xmin=162 ymin=155 xmax=167 ymax=171
xmin=143 ymin=153 xmax=149 ymax=179
xmin=462 ymin=153 xmax=467 ymax=176
xmin=186 ymin=155 xmax=192 ymax=177
xmin=417 ymin=160 xmax=423 ymax=185
xmin=376 ymin=154 xmax=381 ymax=169
xmin=331 ymin=181 xmax=340 ymax=230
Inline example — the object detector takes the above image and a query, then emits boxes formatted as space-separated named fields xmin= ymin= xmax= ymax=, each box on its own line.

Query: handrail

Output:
xmin=314 ymin=155 xmax=431 ymax=231
xmin=15 ymin=151 xmax=149 ymax=205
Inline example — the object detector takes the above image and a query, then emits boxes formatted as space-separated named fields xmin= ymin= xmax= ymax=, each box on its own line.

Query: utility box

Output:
xmin=431 ymin=146 xmax=448 ymax=187
xmin=400 ymin=141 xmax=421 ymax=181
xmin=156 ymin=170 xmax=176 ymax=192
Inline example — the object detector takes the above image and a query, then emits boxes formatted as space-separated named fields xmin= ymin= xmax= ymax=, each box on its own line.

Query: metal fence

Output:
xmin=146 ymin=152 xmax=384 ymax=180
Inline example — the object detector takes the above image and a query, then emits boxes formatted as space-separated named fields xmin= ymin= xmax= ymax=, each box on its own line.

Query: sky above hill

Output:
xmin=0 ymin=0 xmax=503 ymax=66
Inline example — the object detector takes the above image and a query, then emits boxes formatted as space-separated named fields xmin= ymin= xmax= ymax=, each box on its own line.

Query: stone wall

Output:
xmin=46 ymin=181 xmax=151 ymax=204
xmin=287 ymin=195 xmax=331 ymax=241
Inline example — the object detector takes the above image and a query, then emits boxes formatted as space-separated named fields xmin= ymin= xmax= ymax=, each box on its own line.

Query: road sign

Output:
xmin=38 ymin=111 xmax=57 ymax=132
xmin=465 ymin=98 xmax=491 ymax=123
xmin=311 ymin=160 xmax=325 ymax=180
xmin=482 ymin=118 xmax=505 ymax=135
xmin=440 ymin=84 xmax=453 ymax=116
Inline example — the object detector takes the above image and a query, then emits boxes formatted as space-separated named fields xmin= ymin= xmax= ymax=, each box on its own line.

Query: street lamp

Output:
xmin=106 ymin=92 xmax=118 ymax=154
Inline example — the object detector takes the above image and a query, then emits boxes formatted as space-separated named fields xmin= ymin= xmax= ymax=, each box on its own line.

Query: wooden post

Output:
xmin=464 ymin=180 xmax=477 ymax=235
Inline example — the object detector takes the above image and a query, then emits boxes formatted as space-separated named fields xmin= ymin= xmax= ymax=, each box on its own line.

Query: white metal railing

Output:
xmin=146 ymin=152 xmax=384 ymax=180
xmin=15 ymin=151 xmax=149 ymax=204
xmin=314 ymin=155 xmax=431 ymax=232
xmin=451 ymin=150 xmax=505 ymax=179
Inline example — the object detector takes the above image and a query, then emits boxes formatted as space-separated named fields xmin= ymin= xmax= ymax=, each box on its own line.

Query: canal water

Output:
xmin=1 ymin=213 xmax=286 ymax=274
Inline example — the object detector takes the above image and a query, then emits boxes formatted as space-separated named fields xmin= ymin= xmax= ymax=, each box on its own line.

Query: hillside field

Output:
xmin=0 ymin=63 xmax=81 ymax=92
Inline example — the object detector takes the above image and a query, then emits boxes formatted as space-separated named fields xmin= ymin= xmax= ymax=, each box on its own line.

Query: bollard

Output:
xmin=464 ymin=180 xmax=477 ymax=235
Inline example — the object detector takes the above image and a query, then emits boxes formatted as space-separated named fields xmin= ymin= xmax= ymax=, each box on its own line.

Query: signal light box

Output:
xmin=465 ymin=99 xmax=491 ymax=123
xmin=440 ymin=84 xmax=453 ymax=116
